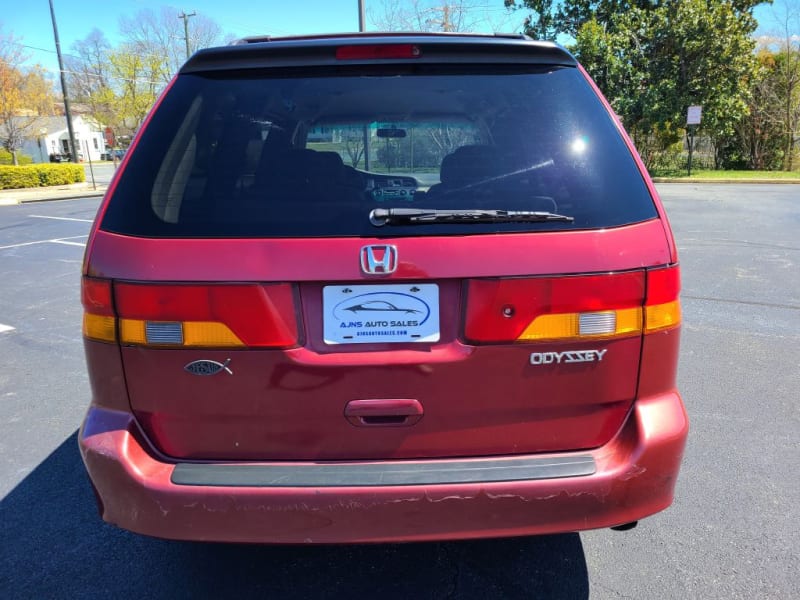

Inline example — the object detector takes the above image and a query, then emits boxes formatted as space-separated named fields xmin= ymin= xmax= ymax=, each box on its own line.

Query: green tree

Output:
xmin=504 ymin=1 xmax=658 ymax=39
xmin=0 ymin=27 xmax=55 ymax=165
xmin=735 ymin=49 xmax=785 ymax=169
xmin=641 ymin=0 xmax=758 ymax=168
xmin=108 ymin=45 xmax=163 ymax=137
xmin=509 ymin=1 xmax=759 ymax=169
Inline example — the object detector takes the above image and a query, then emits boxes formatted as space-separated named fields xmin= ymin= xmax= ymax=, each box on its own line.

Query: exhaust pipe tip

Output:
xmin=610 ymin=521 xmax=638 ymax=531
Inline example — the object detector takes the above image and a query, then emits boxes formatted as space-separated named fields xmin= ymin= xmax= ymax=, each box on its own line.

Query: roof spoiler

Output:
xmin=229 ymin=32 xmax=533 ymax=46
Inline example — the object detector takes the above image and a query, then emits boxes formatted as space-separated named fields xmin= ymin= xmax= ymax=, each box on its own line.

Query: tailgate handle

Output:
xmin=344 ymin=399 xmax=424 ymax=427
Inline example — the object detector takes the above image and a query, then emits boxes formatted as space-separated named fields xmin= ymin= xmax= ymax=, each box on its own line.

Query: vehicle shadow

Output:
xmin=0 ymin=432 xmax=589 ymax=599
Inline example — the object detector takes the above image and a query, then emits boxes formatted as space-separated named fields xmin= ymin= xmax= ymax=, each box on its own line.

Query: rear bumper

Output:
xmin=79 ymin=391 xmax=687 ymax=543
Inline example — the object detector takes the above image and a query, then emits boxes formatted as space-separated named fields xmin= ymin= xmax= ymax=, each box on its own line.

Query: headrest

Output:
xmin=440 ymin=145 xmax=501 ymax=185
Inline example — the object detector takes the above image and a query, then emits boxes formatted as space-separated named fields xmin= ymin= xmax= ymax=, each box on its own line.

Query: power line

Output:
xmin=21 ymin=60 xmax=166 ymax=86
xmin=21 ymin=44 xmax=61 ymax=55
xmin=214 ymin=18 xmax=294 ymax=37
xmin=58 ymin=68 xmax=163 ymax=86
xmin=22 ymin=43 xmax=169 ymax=63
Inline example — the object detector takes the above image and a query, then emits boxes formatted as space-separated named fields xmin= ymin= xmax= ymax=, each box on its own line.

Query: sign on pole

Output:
xmin=687 ymin=105 xmax=702 ymax=125
xmin=686 ymin=106 xmax=702 ymax=176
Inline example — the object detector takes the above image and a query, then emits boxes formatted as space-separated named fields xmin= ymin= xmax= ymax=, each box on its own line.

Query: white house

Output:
xmin=14 ymin=115 xmax=106 ymax=163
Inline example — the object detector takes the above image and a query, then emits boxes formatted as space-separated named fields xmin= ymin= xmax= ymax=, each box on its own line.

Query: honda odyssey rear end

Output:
xmin=79 ymin=33 xmax=688 ymax=543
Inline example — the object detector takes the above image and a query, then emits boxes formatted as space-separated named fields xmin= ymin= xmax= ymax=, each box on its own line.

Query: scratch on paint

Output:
xmin=386 ymin=497 xmax=422 ymax=504
xmin=424 ymin=491 xmax=477 ymax=503
xmin=485 ymin=492 xmax=533 ymax=501
xmin=620 ymin=465 xmax=647 ymax=481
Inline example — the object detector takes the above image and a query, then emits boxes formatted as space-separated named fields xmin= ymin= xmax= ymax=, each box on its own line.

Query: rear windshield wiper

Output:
xmin=369 ymin=207 xmax=574 ymax=227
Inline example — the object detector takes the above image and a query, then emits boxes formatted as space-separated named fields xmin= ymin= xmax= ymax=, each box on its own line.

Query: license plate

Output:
xmin=323 ymin=284 xmax=440 ymax=344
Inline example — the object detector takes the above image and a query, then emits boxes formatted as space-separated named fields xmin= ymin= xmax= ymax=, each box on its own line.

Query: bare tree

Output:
xmin=369 ymin=1 xmax=514 ymax=33
xmin=342 ymin=130 xmax=366 ymax=168
xmin=428 ymin=124 xmax=477 ymax=162
xmin=775 ymin=9 xmax=800 ymax=170
xmin=66 ymin=29 xmax=111 ymax=99
xmin=65 ymin=29 xmax=115 ymax=132
xmin=60 ymin=10 xmax=227 ymax=139
xmin=119 ymin=7 xmax=225 ymax=85
xmin=758 ymin=3 xmax=800 ymax=170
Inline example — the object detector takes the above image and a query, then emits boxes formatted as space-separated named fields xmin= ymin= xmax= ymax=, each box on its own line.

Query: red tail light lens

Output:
xmin=114 ymin=283 xmax=298 ymax=348
xmin=82 ymin=277 xmax=114 ymax=316
xmin=464 ymin=266 xmax=681 ymax=343
xmin=465 ymin=272 xmax=646 ymax=344
xmin=82 ymin=277 xmax=116 ymax=342
xmin=645 ymin=266 xmax=681 ymax=333
xmin=465 ymin=268 xmax=681 ymax=344
xmin=81 ymin=278 xmax=299 ymax=348
xmin=646 ymin=265 xmax=680 ymax=304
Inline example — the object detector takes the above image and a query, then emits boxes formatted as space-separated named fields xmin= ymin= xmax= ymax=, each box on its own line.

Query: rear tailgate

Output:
xmin=85 ymin=223 xmax=675 ymax=460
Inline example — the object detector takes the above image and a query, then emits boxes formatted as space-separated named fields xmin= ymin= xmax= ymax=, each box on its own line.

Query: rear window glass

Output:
xmin=101 ymin=65 xmax=657 ymax=238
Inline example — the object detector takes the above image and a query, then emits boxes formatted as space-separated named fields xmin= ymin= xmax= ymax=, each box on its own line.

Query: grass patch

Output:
xmin=0 ymin=149 xmax=33 ymax=165
xmin=651 ymin=168 xmax=800 ymax=180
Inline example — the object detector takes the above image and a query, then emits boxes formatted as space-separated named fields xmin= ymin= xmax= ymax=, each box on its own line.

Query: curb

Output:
xmin=0 ymin=186 xmax=107 ymax=205
xmin=18 ymin=189 xmax=107 ymax=203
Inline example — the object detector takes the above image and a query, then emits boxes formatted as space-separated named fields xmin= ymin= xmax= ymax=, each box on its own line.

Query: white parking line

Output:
xmin=51 ymin=239 xmax=87 ymax=247
xmin=28 ymin=215 xmax=94 ymax=223
xmin=0 ymin=323 xmax=15 ymax=333
xmin=0 ymin=235 xmax=88 ymax=250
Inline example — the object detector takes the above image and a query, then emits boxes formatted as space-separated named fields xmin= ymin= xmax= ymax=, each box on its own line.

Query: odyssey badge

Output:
xmin=529 ymin=350 xmax=607 ymax=365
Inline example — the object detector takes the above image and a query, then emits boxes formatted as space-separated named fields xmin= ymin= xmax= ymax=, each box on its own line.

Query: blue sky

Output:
xmin=4 ymin=0 xmax=797 ymax=80
xmin=10 ymin=0 xmax=365 ymax=77
xmin=7 ymin=0 xmax=517 ymax=78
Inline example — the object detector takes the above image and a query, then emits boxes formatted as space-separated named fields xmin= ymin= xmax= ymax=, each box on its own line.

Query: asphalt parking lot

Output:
xmin=0 ymin=185 xmax=797 ymax=599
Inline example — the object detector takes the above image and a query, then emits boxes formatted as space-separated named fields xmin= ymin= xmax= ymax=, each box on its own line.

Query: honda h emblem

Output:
xmin=360 ymin=245 xmax=398 ymax=275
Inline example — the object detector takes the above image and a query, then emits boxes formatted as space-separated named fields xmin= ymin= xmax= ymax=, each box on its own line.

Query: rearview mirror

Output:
xmin=376 ymin=127 xmax=407 ymax=139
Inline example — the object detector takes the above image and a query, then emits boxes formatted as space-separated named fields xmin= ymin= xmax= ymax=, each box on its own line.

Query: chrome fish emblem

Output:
xmin=184 ymin=359 xmax=233 ymax=376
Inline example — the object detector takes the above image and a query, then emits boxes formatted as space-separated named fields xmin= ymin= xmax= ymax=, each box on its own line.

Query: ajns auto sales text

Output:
xmin=340 ymin=320 xmax=419 ymax=328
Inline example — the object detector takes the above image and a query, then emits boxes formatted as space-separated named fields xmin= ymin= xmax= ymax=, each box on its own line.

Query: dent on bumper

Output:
xmin=78 ymin=392 xmax=688 ymax=543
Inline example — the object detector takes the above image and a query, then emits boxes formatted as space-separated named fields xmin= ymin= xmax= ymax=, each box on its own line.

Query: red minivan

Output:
xmin=79 ymin=33 xmax=687 ymax=543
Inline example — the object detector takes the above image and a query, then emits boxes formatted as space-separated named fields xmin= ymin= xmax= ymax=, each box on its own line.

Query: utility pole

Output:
xmin=178 ymin=11 xmax=197 ymax=59
xmin=427 ymin=4 xmax=455 ymax=32
xmin=48 ymin=0 xmax=78 ymax=163
xmin=358 ymin=0 xmax=366 ymax=33
xmin=442 ymin=4 xmax=452 ymax=32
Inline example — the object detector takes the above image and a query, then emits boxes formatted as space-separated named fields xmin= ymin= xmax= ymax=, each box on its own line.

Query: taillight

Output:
xmin=81 ymin=278 xmax=299 ymax=348
xmin=644 ymin=266 xmax=681 ymax=333
xmin=82 ymin=277 xmax=116 ymax=342
xmin=464 ymin=267 xmax=681 ymax=344
xmin=336 ymin=44 xmax=422 ymax=60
